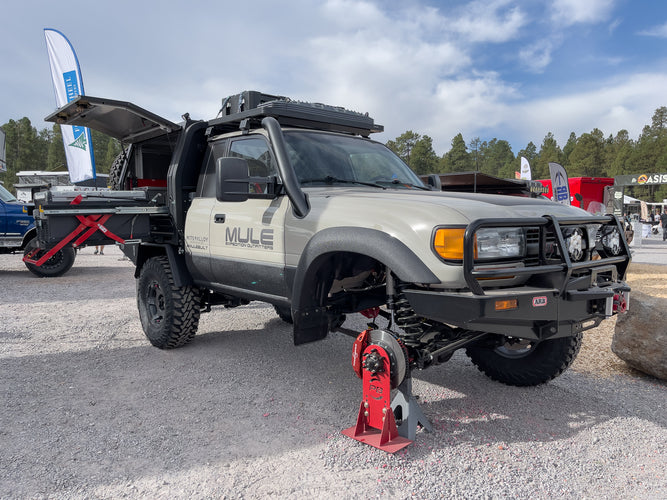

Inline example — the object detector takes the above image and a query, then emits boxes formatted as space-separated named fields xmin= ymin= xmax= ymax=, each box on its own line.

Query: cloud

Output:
xmin=443 ymin=0 xmax=527 ymax=43
xmin=4 ymin=0 xmax=664 ymax=163
xmin=518 ymin=40 xmax=555 ymax=74
xmin=638 ymin=22 xmax=667 ymax=38
xmin=550 ymin=0 xmax=616 ymax=26
xmin=503 ymin=72 xmax=667 ymax=148
xmin=608 ymin=18 xmax=622 ymax=34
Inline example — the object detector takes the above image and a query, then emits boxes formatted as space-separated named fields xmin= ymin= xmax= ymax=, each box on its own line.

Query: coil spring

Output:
xmin=393 ymin=285 xmax=428 ymax=341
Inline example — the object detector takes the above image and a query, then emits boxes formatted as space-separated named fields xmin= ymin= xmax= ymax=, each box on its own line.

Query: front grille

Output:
xmin=524 ymin=227 xmax=540 ymax=266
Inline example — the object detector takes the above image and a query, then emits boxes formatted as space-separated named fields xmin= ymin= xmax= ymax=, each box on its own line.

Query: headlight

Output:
xmin=475 ymin=228 xmax=526 ymax=259
xmin=433 ymin=227 xmax=526 ymax=261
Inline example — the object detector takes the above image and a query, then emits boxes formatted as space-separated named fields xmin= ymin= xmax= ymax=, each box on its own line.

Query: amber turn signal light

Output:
xmin=433 ymin=228 xmax=475 ymax=260
xmin=494 ymin=299 xmax=518 ymax=311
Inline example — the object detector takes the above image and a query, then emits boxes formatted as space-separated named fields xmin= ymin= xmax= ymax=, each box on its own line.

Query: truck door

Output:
xmin=0 ymin=184 xmax=34 ymax=244
xmin=208 ymin=135 xmax=289 ymax=300
xmin=184 ymin=141 xmax=225 ymax=282
xmin=0 ymin=199 xmax=6 ymax=236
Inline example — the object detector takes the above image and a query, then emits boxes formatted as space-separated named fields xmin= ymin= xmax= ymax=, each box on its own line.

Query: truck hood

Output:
xmin=304 ymin=187 xmax=591 ymax=223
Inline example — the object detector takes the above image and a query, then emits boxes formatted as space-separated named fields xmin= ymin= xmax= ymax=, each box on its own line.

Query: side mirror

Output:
xmin=216 ymin=157 xmax=249 ymax=202
xmin=426 ymin=174 xmax=442 ymax=191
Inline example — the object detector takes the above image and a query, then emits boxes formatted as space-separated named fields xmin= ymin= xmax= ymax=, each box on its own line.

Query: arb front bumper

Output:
xmin=405 ymin=214 xmax=631 ymax=340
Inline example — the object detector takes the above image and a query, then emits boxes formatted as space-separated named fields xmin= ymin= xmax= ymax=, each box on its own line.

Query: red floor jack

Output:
xmin=342 ymin=328 xmax=432 ymax=453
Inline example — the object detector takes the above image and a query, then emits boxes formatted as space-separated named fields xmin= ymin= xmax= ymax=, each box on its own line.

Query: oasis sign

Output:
xmin=614 ymin=172 xmax=667 ymax=186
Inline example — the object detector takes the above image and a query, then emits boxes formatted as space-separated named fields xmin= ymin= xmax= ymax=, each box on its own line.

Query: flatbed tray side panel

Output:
xmin=35 ymin=211 xmax=153 ymax=247
xmin=35 ymin=188 xmax=168 ymax=210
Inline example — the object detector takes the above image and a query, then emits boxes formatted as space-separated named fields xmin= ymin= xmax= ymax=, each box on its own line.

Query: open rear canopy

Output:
xmin=44 ymin=95 xmax=181 ymax=143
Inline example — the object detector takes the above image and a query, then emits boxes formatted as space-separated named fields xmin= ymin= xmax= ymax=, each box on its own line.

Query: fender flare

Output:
xmin=21 ymin=228 xmax=37 ymax=249
xmin=129 ymin=243 xmax=193 ymax=288
xmin=291 ymin=227 xmax=439 ymax=345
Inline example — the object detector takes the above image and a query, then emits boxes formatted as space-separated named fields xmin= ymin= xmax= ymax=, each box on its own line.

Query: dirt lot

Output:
xmin=572 ymin=263 xmax=667 ymax=378
xmin=1 ymin=247 xmax=665 ymax=499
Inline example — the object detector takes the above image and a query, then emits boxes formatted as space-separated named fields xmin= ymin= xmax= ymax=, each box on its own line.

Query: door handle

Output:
xmin=214 ymin=214 xmax=226 ymax=223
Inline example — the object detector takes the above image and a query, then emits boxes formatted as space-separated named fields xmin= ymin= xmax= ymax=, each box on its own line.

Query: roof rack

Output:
xmin=206 ymin=91 xmax=384 ymax=137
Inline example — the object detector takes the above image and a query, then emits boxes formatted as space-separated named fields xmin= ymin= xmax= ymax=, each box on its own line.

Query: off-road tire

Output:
xmin=23 ymin=238 xmax=76 ymax=278
xmin=274 ymin=305 xmax=293 ymax=324
xmin=108 ymin=151 xmax=126 ymax=190
xmin=137 ymin=256 xmax=201 ymax=349
xmin=465 ymin=332 xmax=583 ymax=386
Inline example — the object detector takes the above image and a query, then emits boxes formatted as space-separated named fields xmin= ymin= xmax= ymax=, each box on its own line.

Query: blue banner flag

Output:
xmin=0 ymin=128 xmax=6 ymax=173
xmin=44 ymin=29 xmax=96 ymax=183
xmin=549 ymin=162 xmax=570 ymax=205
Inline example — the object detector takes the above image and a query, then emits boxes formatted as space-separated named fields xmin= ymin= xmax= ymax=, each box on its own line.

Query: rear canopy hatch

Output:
xmin=44 ymin=95 xmax=181 ymax=144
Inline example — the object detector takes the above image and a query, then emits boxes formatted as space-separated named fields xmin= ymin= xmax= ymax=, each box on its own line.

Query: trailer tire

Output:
xmin=23 ymin=238 xmax=76 ymax=278
xmin=137 ymin=256 xmax=201 ymax=349
xmin=465 ymin=332 xmax=582 ymax=387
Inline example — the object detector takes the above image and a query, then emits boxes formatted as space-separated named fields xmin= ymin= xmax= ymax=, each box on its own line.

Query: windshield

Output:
xmin=283 ymin=131 xmax=425 ymax=188
xmin=0 ymin=183 xmax=17 ymax=203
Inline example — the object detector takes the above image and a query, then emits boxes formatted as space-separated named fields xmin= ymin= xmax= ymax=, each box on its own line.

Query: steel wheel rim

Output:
xmin=147 ymin=280 xmax=165 ymax=324
xmin=494 ymin=338 xmax=536 ymax=359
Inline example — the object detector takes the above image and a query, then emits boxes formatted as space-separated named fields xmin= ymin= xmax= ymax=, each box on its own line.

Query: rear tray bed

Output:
xmin=33 ymin=189 xmax=169 ymax=247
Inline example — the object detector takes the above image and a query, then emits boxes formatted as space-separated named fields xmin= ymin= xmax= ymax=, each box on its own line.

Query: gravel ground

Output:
xmin=1 ymin=245 xmax=665 ymax=499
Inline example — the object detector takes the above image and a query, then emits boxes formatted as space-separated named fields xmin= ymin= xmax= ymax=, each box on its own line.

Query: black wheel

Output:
xmin=137 ymin=256 xmax=201 ymax=349
xmin=274 ymin=305 xmax=293 ymax=324
xmin=23 ymin=238 xmax=76 ymax=277
xmin=108 ymin=151 xmax=127 ymax=190
xmin=465 ymin=333 xmax=582 ymax=386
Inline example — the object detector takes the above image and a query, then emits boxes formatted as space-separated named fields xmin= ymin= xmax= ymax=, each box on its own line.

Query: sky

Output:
xmin=2 ymin=0 xmax=667 ymax=156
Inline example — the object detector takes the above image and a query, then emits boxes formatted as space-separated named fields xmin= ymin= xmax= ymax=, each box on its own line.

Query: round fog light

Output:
xmin=566 ymin=228 xmax=585 ymax=262
xmin=601 ymin=228 xmax=621 ymax=255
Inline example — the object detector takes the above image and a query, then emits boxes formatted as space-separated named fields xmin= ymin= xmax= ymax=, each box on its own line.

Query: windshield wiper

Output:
xmin=393 ymin=180 xmax=431 ymax=190
xmin=301 ymin=176 xmax=386 ymax=189
xmin=374 ymin=179 xmax=431 ymax=190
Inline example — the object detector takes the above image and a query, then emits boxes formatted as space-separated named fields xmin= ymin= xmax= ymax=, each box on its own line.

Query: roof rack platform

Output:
xmin=208 ymin=90 xmax=384 ymax=137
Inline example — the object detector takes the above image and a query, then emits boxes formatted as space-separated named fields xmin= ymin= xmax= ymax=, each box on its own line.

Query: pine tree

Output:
xmin=479 ymin=138 xmax=514 ymax=177
xmin=562 ymin=132 xmax=577 ymax=165
xmin=534 ymin=133 xmax=563 ymax=179
xmin=47 ymin=124 xmax=67 ymax=171
xmin=441 ymin=133 xmax=471 ymax=172
xmin=568 ymin=128 xmax=605 ymax=177
xmin=410 ymin=135 xmax=439 ymax=175
xmin=386 ymin=131 xmax=420 ymax=165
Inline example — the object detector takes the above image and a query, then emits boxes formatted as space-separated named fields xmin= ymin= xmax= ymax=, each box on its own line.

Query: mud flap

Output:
xmin=292 ymin=307 xmax=328 ymax=345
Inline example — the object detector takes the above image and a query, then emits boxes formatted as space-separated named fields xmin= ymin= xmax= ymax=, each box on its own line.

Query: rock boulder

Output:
xmin=612 ymin=290 xmax=667 ymax=380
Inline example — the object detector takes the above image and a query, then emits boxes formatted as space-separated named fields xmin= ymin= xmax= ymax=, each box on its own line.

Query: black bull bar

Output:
xmin=404 ymin=214 xmax=631 ymax=340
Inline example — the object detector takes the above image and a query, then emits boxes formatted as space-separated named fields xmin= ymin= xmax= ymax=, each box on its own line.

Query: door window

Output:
xmin=229 ymin=137 xmax=277 ymax=194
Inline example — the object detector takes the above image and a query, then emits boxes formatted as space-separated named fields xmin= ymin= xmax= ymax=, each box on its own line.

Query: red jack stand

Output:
xmin=342 ymin=343 xmax=412 ymax=453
